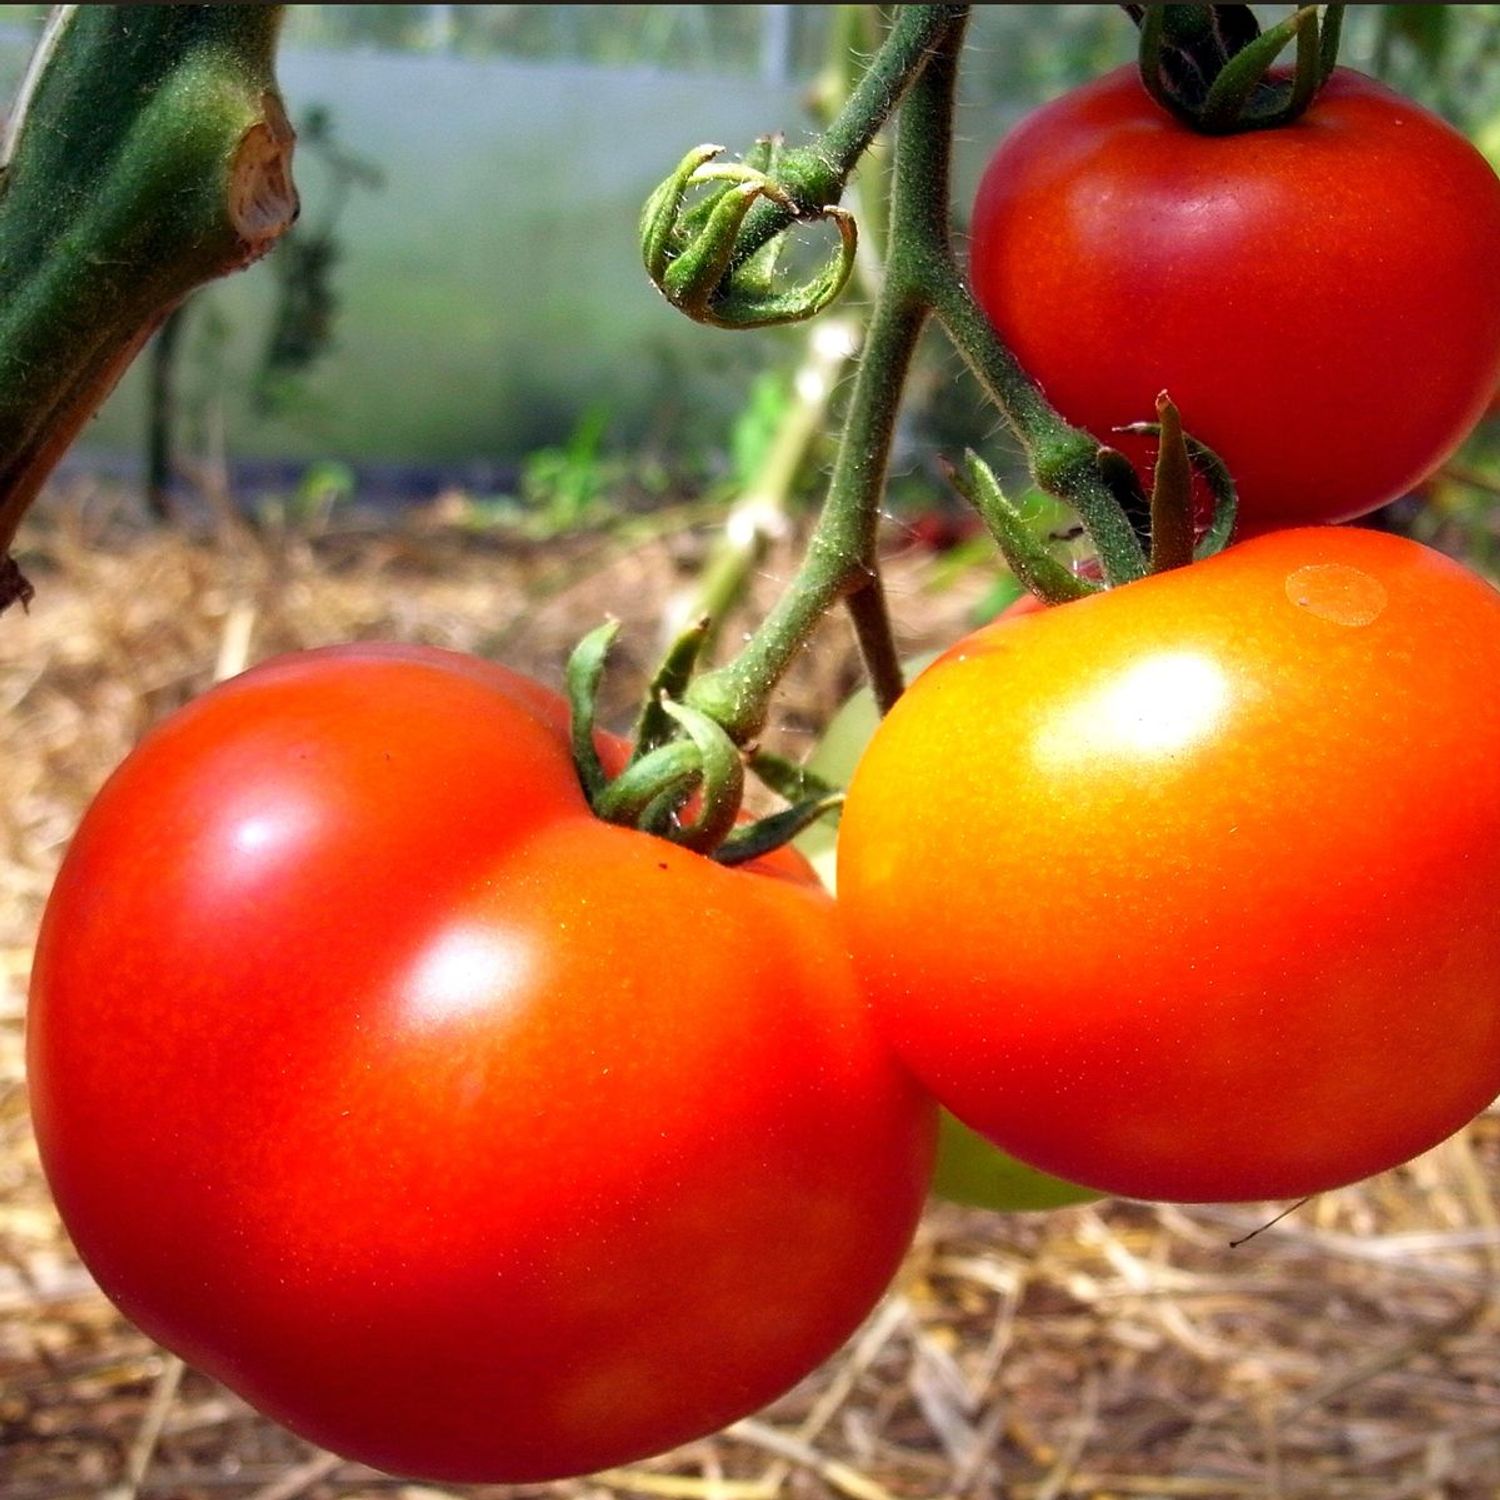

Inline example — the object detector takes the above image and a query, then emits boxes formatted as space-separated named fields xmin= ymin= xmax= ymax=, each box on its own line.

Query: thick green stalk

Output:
xmin=923 ymin=270 xmax=1146 ymax=583
xmin=846 ymin=575 xmax=906 ymax=717
xmin=662 ymin=10 xmax=887 ymax=664
xmin=686 ymin=8 xmax=1161 ymax=749
xmin=874 ymin=33 xmax=1145 ymax=589
xmin=0 ymin=5 xmax=297 ymax=606
xmin=892 ymin=37 xmax=1147 ymax=586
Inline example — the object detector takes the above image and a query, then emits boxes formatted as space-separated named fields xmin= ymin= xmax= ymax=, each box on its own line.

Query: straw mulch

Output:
xmin=4 ymin=486 xmax=1500 ymax=1500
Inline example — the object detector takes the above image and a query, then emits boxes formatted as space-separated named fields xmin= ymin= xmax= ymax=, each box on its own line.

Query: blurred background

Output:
xmin=8 ymin=7 xmax=1500 ymax=1500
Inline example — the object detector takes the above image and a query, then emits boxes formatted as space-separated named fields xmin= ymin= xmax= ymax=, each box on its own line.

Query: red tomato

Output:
xmin=969 ymin=68 xmax=1500 ymax=533
xmin=838 ymin=529 xmax=1500 ymax=1203
xmin=29 ymin=644 xmax=934 ymax=1483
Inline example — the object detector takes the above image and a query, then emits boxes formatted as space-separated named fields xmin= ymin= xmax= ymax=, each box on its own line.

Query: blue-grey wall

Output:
xmin=0 ymin=7 xmax=1144 ymax=468
xmin=56 ymin=46 xmax=1024 ymax=466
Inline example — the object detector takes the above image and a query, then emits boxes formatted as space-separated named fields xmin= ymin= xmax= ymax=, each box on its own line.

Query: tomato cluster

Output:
xmin=26 ymin=49 xmax=1500 ymax=1494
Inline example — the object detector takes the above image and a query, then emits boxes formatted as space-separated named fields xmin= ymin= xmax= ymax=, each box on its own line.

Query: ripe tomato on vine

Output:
xmin=29 ymin=646 xmax=934 ymax=1483
xmin=968 ymin=66 xmax=1500 ymax=534
xmin=839 ymin=528 xmax=1500 ymax=1204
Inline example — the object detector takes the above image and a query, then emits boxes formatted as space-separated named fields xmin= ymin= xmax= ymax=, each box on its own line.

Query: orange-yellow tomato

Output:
xmin=839 ymin=528 xmax=1500 ymax=1203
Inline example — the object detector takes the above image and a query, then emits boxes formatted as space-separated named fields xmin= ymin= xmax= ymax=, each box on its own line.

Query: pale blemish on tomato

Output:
xmin=1284 ymin=564 xmax=1388 ymax=627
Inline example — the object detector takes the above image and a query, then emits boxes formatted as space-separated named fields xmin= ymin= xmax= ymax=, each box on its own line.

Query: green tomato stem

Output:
xmin=684 ymin=174 xmax=934 ymax=741
xmin=633 ymin=2 xmax=1263 ymax=857
xmin=1147 ymin=393 xmax=1195 ymax=573
xmin=675 ymin=313 xmax=862 ymax=665
xmin=685 ymin=286 xmax=926 ymax=742
xmin=725 ymin=5 xmax=968 ymax=273
xmin=688 ymin=7 xmax=1157 ymax=744
xmin=0 ymin=5 xmax=297 ymax=605
xmin=846 ymin=577 xmax=907 ymax=717
xmin=897 ymin=35 xmax=1149 ymax=587
xmin=922 ymin=268 xmax=1149 ymax=587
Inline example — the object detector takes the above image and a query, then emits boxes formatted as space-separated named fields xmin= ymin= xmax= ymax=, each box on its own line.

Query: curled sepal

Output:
xmin=1186 ymin=437 xmax=1239 ymax=559
xmin=641 ymin=144 xmax=723 ymax=284
xmin=1317 ymin=5 xmax=1344 ymax=84
xmin=714 ymin=792 xmax=845 ymax=868
xmin=564 ymin=619 xmax=619 ymax=804
xmin=595 ymin=738 xmax=700 ymax=827
xmin=706 ymin=205 xmax=855 ymax=328
xmin=1146 ymin=392 xmax=1194 ymax=574
xmin=1117 ymin=418 xmax=1240 ymax=560
xmin=594 ymin=701 xmax=745 ymax=856
xmin=948 ymin=451 xmax=1100 ymax=606
xmin=1278 ymin=2 xmax=1325 ymax=125
xmin=717 ymin=140 xmax=798 ymax=305
xmin=656 ymin=700 xmax=745 ymax=854
xmin=748 ymin=749 xmax=841 ymax=806
xmin=662 ymin=180 xmax=774 ymax=307
xmin=632 ymin=615 xmax=711 ymax=763
xmin=1132 ymin=5 xmax=1263 ymax=121
xmin=640 ymin=144 xmax=857 ymax=329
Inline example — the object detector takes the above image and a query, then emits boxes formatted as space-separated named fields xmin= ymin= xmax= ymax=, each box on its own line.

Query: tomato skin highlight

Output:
xmin=839 ymin=529 xmax=1500 ymax=1204
xmin=29 ymin=644 xmax=935 ymax=1484
xmin=969 ymin=67 xmax=1500 ymax=533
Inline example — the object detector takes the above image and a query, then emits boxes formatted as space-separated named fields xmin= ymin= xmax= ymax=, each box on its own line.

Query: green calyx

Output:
xmin=640 ymin=140 xmax=857 ymax=330
xmin=564 ymin=621 xmax=840 ymax=865
xmin=1132 ymin=3 xmax=1346 ymax=134
xmin=956 ymin=390 xmax=1238 ymax=604
xmin=947 ymin=453 xmax=1101 ymax=605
